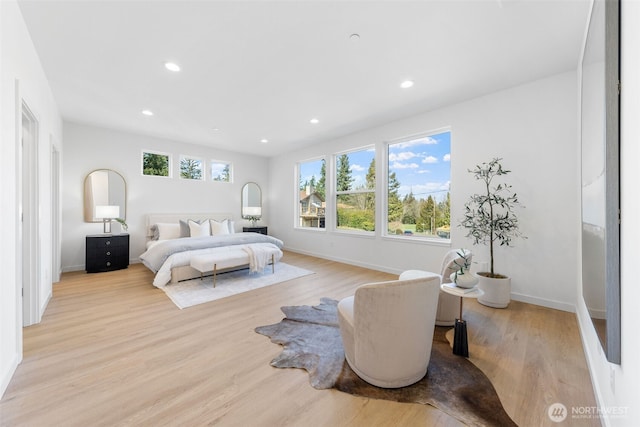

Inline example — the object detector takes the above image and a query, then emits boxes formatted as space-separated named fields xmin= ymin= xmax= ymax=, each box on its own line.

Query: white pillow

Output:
xmin=189 ymin=220 xmax=211 ymax=237
xmin=210 ymin=219 xmax=230 ymax=236
xmin=155 ymin=223 xmax=181 ymax=240
xmin=227 ymin=220 xmax=235 ymax=234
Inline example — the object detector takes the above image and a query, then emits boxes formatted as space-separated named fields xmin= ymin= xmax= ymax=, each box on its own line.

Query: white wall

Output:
xmin=576 ymin=2 xmax=640 ymax=425
xmin=268 ymin=71 xmax=579 ymax=311
xmin=0 ymin=0 xmax=63 ymax=397
xmin=61 ymin=122 xmax=270 ymax=271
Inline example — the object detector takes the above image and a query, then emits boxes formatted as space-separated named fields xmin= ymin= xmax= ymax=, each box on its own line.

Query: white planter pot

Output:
xmin=449 ymin=272 xmax=478 ymax=289
xmin=476 ymin=274 xmax=511 ymax=308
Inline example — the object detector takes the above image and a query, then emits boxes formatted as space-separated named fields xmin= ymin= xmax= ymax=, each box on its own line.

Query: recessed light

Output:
xmin=310 ymin=118 xmax=319 ymax=124
xmin=349 ymin=33 xmax=360 ymax=40
xmin=212 ymin=127 xmax=220 ymax=131
xmin=164 ymin=62 xmax=181 ymax=72
xmin=400 ymin=80 xmax=414 ymax=89
xmin=141 ymin=109 xmax=154 ymax=116
xmin=260 ymin=139 xmax=269 ymax=144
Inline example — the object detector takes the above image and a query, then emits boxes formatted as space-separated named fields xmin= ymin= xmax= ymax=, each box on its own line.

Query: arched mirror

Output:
xmin=241 ymin=182 xmax=262 ymax=220
xmin=84 ymin=169 xmax=127 ymax=222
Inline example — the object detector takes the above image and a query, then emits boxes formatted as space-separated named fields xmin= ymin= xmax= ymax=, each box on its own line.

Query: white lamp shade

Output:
xmin=95 ymin=205 xmax=120 ymax=219
xmin=243 ymin=206 xmax=261 ymax=216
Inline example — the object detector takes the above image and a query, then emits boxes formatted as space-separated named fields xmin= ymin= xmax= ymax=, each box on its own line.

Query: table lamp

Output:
xmin=95 ymin=205 xmax=120 ymax=234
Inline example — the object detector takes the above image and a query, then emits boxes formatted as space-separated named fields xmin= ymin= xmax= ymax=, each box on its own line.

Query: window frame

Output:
xmin=178 ymin=155 xmax=205 ymax=181
xmin=141 ymin=149 xmax=172 ymax=178
xmin=295 ymin=156 xmax=327 ymax=231
xmin=383 ymin=128 xmax=452 ymax=244
xmin=333 ymin=146 xmax=376 ymax=236
xmin=210 ymin=159 xmax=233 ymax=183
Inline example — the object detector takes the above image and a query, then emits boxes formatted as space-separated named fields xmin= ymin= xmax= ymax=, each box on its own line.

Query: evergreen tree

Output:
xmin=213 ymin=164 xmax=230 ymax=182
xmin=365 ymin=158 xmax=376 ymax=211
xmin=180 ymin=158 xmax=202 ymax=180
xmin=336 ymin=154 xmax=353 ymax=191
xmin=437 ymin=192 xmax=451 ymax=228
xmin=402 ymin=191 xmax=418 ymax=224
xmin=417 ymin=196 xmax=436 ymax=234
xmin=221 ymin=164 xmax=230 ymax=182
xmin=388 ymin=171 xmax=403 ymax=222
xmin=143 ymin=153 xmax=169 ymax=176
xmin=309 ymin=176 xmax=317 ymax=191
xmin=366 ymin=158 xmax=375 ymax=189
xmin=316 ymin=160 xmax=326 ymax=200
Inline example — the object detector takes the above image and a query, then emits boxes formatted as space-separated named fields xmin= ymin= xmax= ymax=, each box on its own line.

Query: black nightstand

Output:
xmin=86 ymin=234 xmax=130 ymax=273
xmin=243 ymin=226 xmax=268 ymax=235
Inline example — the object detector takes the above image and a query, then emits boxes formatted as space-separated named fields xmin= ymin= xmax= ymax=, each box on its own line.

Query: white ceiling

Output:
xmin=18 ymin=0 xmax=589 ymax=157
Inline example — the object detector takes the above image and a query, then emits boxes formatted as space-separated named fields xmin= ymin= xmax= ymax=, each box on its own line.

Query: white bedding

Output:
xmin=141 ymin=213 xmax=284 ymax=288
xmin=140 ymin=233 xmax=284 ymax=287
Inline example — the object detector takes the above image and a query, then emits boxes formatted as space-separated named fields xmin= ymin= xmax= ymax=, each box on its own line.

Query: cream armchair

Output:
xmin=337 ymin=274 xmax=441 ymax=388
xmin=400 ymin=249 xmax=473 ymax=327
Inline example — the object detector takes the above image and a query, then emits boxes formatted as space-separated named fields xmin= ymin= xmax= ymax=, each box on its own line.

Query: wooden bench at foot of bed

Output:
xmin=189 ymin=244 xmax=281 ymax=287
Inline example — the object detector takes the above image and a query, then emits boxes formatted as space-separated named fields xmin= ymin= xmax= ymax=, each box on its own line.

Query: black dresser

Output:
xmin=86 ymin=234 xmax=130 ymax=273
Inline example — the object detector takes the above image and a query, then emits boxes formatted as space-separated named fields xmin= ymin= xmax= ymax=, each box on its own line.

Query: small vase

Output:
xmin=449 ymin=272 xmax=479 ymax=289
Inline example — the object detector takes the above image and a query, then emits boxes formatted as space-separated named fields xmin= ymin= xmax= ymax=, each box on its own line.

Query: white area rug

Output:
xmin=161 ymin=263 xmax=314 ymax=309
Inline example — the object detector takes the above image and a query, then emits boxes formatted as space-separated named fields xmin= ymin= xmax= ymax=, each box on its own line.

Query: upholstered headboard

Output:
xmin=145 ymin=212 xmax=234 ymax=238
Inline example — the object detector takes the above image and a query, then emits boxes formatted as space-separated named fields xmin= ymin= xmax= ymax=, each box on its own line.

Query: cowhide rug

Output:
xmin=255 ymin=298 xmax=517 ymax=427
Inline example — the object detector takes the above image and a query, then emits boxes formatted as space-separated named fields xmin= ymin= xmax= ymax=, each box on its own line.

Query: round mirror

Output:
xmin=84 ymin=169 xmax=126 ymax=222
xmin=241 ymin=182 xmax=262 ymax=220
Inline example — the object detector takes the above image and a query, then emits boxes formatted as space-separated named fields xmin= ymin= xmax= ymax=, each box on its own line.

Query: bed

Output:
xmin=139 ymin=213 xmax=284 ymax=287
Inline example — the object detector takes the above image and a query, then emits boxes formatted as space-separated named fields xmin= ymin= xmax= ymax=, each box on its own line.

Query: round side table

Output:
xmin=440 ymin=283 xmax=484 ymax=357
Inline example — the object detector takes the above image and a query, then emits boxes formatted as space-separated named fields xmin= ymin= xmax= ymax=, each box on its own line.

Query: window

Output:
xmin=386 ymin=130 xmax=451 ymax=240
xmin=211 ymin=160 xmax=232 ymax=183
xmin=297 ymin=158 xmax=326 ymax=229
xmin=179 ymin=156 xmax=204 ymax=180
xmin=336 ymin=147 xmax=375 ymax=233
xmin=142 ymin=150 xmax=170 ymax=177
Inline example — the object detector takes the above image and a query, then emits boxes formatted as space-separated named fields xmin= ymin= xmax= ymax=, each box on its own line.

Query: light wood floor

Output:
xmin=0 ymin=251 xmax=598 ymax=427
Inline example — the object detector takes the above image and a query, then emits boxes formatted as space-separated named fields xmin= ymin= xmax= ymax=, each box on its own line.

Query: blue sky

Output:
xmin=299 ymin=130 xmax=451 ymax=202
xmin=387 ymin=131 xmax=451 ymax=201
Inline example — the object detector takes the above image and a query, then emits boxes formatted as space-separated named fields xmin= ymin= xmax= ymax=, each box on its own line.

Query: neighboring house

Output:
xmin=299 ymin=187 xmax=325 ymax=228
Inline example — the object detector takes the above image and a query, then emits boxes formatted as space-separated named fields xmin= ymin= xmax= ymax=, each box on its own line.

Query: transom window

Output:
xmin=142 ymin=150 xmax=171 ymax=177
xmin=179 ymin=156 xmax=204 ymax=180
xmin=211 ymin=160 xmax=232 ymax=183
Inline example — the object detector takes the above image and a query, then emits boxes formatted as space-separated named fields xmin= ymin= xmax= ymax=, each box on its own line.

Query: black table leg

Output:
xmin=453 ymin=318 xmax=469 ymax=357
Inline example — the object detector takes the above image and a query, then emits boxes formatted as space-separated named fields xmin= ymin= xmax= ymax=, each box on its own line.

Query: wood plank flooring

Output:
xmin=0 ymin=251 xmax=598 ymax=426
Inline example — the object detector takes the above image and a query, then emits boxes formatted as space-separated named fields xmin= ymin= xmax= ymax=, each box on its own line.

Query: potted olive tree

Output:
xmin=459 ymin=158 xmax=525 ymax=308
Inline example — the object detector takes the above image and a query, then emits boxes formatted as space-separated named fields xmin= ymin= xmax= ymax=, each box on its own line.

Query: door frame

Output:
xmin=19 ymin=97 xmax=41 ymax=327
xmin=51 ymin=140 xmax=61 ymax=283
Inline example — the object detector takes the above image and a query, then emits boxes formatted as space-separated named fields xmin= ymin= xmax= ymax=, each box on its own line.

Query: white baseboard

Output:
xmin=285 ymin=246 xmax=576 ymax=313
xmin=61 ymin=264 xmax=84 ymax=273
xmin=39 ymin=290 xmax=52 ymax=322
xmin=587 ymin=307 xmax=606 ymax=319
xmin=284 ymin=246 xmax=402 ymax=276
xmin=575 ymin=301 xmax=612 ymax=427
xmin=510 ymin=292 xmax=575 ymax=313
xmin=0 ymin=353 xmax=20 ymax=400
